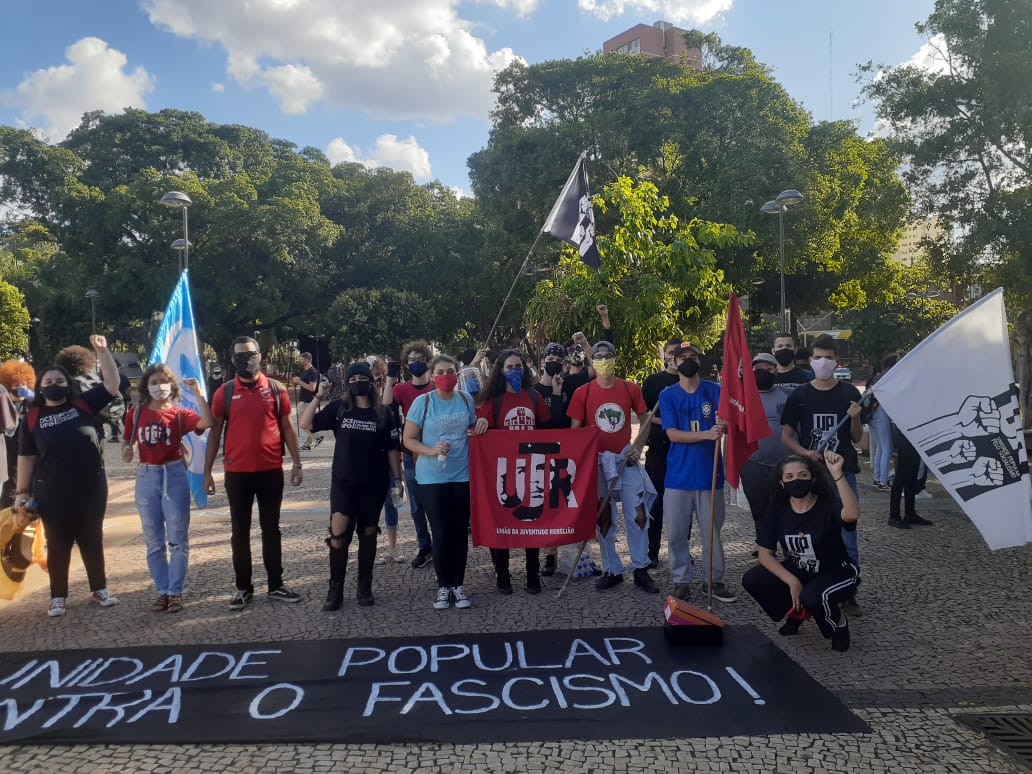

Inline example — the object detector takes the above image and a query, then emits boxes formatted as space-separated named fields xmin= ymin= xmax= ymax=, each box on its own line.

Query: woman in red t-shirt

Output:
xmin=122 ymin=364 xmax=214 ymax=613
xmin=476 ymin=349 xmax=557 ymax=595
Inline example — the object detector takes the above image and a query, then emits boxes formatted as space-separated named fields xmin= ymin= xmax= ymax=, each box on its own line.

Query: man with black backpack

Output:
xmin=204 ymin=336 xmax=304 ymax=610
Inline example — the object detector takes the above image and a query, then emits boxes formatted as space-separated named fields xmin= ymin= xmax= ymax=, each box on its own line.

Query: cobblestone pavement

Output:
xmin=0 ymin=436 xmax=1029 ymax=772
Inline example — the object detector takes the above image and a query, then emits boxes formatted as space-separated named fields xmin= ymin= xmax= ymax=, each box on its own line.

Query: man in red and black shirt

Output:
xmin=204 ymin=336 xmax=304 ymax=610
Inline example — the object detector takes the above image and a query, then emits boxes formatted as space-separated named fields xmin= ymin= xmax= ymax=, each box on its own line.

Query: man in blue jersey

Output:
xmin=659 ymin=342 xmax=735 ymax=603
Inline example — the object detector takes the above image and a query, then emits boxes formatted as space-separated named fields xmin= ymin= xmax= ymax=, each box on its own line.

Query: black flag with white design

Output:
xmin=542 ymin=154 xmax=600 ymax=269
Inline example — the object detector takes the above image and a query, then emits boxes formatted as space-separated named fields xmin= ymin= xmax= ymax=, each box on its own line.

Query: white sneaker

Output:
xmin=375 ymin=555 xmax=387 ymax=565
xmin=915 ymin=490 xmax=933 ymax=500
xmin=433 ymin=587 xmax=451 ymax=610
xmin=91 ymin=589 xmax=119 ymax=607
xmin=48 ymin=597 xmax=66 ymax=617
xmin=451 ymin=586 xmax=472 ymax=609
xmin=392 ymin=553 xmax=406 ymax=564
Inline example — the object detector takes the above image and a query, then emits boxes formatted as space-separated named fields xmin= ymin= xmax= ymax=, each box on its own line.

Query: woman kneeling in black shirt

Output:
xmin=742 ymin=450 xmax=860 ymax=652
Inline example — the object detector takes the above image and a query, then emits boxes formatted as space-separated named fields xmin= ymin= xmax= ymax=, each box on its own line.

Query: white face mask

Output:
xmin=148 ymin=383 xmax=173 ymax=400
xmin=811 ymin=358 xmax=837 ymax=380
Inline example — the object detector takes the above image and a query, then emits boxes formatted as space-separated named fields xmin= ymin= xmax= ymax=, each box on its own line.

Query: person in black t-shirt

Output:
xmin=742 ymin=450 xmax=860 ymax=652
xmin=641 ymin=338 xmax=682 ymax=566
xmin=771 ymin=333 xmax=813 ymax=391
xmin=292 ymin=352 xmax=322 ymax=450
xmin=302 ymin=361 xmax=402 ymax=610
xmin=16 ymin=335 xmax=120 ymax=618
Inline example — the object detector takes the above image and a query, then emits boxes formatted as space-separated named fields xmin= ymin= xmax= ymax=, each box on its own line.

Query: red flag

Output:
xmin=717 ymin=293 xmax=771 ymax=488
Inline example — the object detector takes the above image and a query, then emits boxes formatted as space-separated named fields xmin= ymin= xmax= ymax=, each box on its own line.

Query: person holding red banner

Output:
xmin=403 ymin=355 xmax=489 ymax=611
xmin=567 ymin=341 xmax=659 ymax=594
xmin=659 ymin=342 xmax=734 ymax=603
xmin=477 ymin=349 xmax=561 ymax=595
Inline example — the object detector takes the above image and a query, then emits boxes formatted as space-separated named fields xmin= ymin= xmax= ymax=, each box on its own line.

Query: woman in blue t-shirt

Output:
xmin=15 ymin=335 xmax=120 ymax=618
xmin=403 ymin=354 xmax=488 ymax=611
xmin=741 ymin=449 xmax=860 ymax=652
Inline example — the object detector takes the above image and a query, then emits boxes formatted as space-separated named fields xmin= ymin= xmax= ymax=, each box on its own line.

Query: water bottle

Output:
xmin=391 ymin=485 xmax=405 ymax=508
xmin=459 ymin=367 xmax=482 ymax=397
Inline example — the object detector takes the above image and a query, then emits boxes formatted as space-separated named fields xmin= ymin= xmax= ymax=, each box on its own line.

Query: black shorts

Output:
xmin=329 ymin=479 xmax=387 ymax=529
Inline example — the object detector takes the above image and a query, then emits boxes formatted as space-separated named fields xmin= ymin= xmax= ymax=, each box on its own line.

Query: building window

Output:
xmin=616 ymin=38 xmax=640 ymax=55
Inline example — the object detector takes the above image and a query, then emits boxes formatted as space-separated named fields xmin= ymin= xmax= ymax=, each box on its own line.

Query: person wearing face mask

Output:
xmin=771 ymin=333 xmax=813 ymax=391
xmin=742 ymin=450 xmax=860 ymax=652
xmin=659 ymin=342 xmax=735 ymax=603
xmin=302 ymin=362 xmax=402 ymax=609
xmin=15 ymin=335 xmax=121 ymax=618
xmin=780 ymin=333 xmax=864 ymax=617
xmin=641 ymin=339 xmax=683 ymax=568
xmin=567 ymin=341 xmax=658 ymax=594
xmin=0 ymin=359 xmax=35 ymax=509
xmin=403 ymin=355 xmax=489 ymax=611
xmin=122 ymin=364 xmax=214 ymax=613
xmin=393 ymin=340 xmax=436 ymax=569
xmin=205 ymin=337 xmax=304 ymax=610
xmin=478 ymin=349 xmax=557 ymax=595
xmin=532 ymin=342 xmax=573 ymax=577
xmin=738 ymin=353 xmax=791 ymax=554
xmin=366 ymin=356 xmax=405 ymax=564
xmin=292 ymin=352 xmax=322 ymax=451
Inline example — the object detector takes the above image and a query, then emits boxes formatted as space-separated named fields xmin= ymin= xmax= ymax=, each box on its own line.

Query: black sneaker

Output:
xmin=905 ymin=513 xmax=934 ymax=526
xmin=887 ymin=517 xmax=910 ymax=529
xmin=541 ymin=554 xmax=557 ymax=577
xmin=299 ymin=444 xmax=311 ymax=451
xmin=356 ymin=576 xmax=374 ymax=607
xmin=831 ymin=624 xmax=851 ymax=652
xmin=595 ymin=572 xmax=623 ymax=591
xmin=229 ymin=589 xmax=253 ymax=610
xmin=526 ymin=573 xmax=542 ymax=595
xmin=411 ymin=548 xmax=433 ymax=569
xmin=671 ymin=583 xmax=691 ymax=601
xmin=496 ymin=574 xmax=513 ymax=595
xmin=647 ymin=558 xmax=659 ymax=570
xmin=842 ymin=597 xmax=863 ymax=617
xmin=633 ymin=568 xmax=659 ymax=593
xmin=705 ymin=582 xmax=738 ymax=603
xmin=313 ymin=435 xmax=324 ymax=448
xmin=268 ymin=586 xmax=301 ymax=603
xmin=323 ymin=581 xmax=343 ymax=612
xmin=779 ymin=617 xmax=804 ymax=636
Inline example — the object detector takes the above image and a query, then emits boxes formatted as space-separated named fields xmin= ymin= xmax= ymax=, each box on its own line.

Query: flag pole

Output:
xmin=483 ymin=229 xmax=548 ymax=347
xmin=706 ymin=440 xmax=721 ymax=612
xmin=556 ymin=402 xmax=660 ymax=598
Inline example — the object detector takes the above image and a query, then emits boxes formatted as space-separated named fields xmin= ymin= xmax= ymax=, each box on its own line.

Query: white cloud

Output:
xmin=143 ymin=0 xmax=523 ymax=122
xmin=326 ymin=134 xmax=432 ymax=180
xmin=210 ymin=82 xmax=225 ymax=93
xmin=3 ymin=37 xmax=154 ymax=140
xmin=473 ymin=0 xmax=541 ymax=16
xmin=577 ymin=0 xmax=731 ymax=25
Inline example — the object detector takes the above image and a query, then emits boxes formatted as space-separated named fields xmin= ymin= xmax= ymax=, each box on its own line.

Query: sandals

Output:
xmin=151 ymin=594 xmax=185 ymax=613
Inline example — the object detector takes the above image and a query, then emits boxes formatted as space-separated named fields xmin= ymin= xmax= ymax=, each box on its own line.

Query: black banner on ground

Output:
xmin=0 ymin=625 xmax=867 ymax=745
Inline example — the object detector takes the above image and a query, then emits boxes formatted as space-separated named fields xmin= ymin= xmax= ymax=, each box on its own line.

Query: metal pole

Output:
xmin=90 ymin=298 xmax=96 ymax=331
xmin=182 ymin=207 xmax=190 ymax=273
xmin=778 ymin=207 xmax=786 ymax=332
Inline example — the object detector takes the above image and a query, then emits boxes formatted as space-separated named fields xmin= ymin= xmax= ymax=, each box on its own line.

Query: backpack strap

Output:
xmin=128 ymin=403 xmax=145 ymax=446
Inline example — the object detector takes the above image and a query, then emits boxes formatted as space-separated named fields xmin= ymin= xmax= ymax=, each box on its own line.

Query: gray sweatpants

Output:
xmin=663 ymin=488 xmax=726 ymax=585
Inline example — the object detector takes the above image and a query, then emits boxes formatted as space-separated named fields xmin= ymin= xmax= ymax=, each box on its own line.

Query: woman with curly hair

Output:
xmin=476 ymin=348 xmax=562 ymax=595
xmin=741 ymin=450 xmax=860 ymax=652
xmin=15 ymin=336 xmax=120 ymax=618
xmin=122 ymin=363 xmax=214 ymax=613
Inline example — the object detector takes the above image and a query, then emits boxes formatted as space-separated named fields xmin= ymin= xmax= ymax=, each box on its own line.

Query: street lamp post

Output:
xmin=85 ymin=289 xmax=99 ymax=332
xmin=171 ymin=238 xmax=192 ymax=274
xmin=159 ymin=191 xmax=193 ymax=273
xmin=760 ymin=189 xmax=803 ymax=331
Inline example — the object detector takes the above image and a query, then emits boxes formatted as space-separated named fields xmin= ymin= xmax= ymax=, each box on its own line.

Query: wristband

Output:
xmin=833 ymin=475 xmax=844 ymax=482
xmin=292 ymin=463 xmax=303 ymax=470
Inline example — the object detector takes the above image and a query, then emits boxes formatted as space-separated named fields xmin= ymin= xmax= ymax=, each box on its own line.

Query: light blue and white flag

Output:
xmin=149 ymin=270 xmax=209 ymax=508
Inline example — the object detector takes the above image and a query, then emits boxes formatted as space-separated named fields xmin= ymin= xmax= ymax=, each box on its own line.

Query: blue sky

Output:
xmin=0 ymin=0 xmax=936 ymax=194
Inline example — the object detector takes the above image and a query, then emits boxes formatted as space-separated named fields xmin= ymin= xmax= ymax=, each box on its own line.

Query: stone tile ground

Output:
xmin=0 ymin=438 xmax=1029 ymax=772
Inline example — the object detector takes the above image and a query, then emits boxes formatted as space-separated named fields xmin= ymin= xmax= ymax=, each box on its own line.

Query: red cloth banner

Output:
xmin=718 ymin=293 xmax=772 ymax=488
xmin=469 ymin=427 xmax=600 ymax=549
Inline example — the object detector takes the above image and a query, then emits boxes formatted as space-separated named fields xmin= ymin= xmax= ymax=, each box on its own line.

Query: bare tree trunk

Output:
xmin=1014 ymin=308 xmax=1032 ymax=431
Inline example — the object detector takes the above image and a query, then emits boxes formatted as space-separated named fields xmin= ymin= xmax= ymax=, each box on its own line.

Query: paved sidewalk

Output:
xmin=0 ymin=439 xmax=1029 ymax=772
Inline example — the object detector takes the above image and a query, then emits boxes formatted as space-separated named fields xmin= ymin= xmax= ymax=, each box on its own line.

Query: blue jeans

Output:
xmin=382 ymin=474 xmax=399 ymax=529
xmin=135 ymin=461 xmax=191 ymax=595
xmin=597 ymin=475 xmax=651 ymax=575
xmin=869 ymin=407 xmax=893 ymax=485
xmin=403 ymin=454 xmax=431 ymax=551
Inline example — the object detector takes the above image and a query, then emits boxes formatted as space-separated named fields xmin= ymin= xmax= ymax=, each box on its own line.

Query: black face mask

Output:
xmin=754 ymin=370 xmax=775 ymax=391
xmin=544 ymin=361 xmax=563 ymax=376
xmin=233 ymin=353 xmax=260 ymax=376
xmin=774 ymin=349 xmax=795 ymax=367
xmin=348 ymin=381 xmax=373 ymax=397
xmin=783 ymin=479 xmax=814 ymax=499
xmin=677 ymin=359 xmax=700 ymax=378
xmin=42 ymin=384 xmax=69 ymax=402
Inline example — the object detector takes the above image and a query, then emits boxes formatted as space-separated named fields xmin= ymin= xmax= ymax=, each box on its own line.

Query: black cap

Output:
xmin=543 ymin=342 xmax=565 ymax=358
xmin=345 ymin=362 xmax=372 ymax=380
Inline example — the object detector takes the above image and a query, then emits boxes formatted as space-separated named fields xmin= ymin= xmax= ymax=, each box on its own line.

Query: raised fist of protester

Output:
xmin=182 ymin=377 xmax=200 ymax=392
xmin=317 ymin=380 xmax=331 ymax=400
xmin=551 ymin=373 xmax=563 ymax=396
xmin=824 ymin=449 xmax=845 ymax=478
xmin=89 ymin=334 xmax=109 ymax=350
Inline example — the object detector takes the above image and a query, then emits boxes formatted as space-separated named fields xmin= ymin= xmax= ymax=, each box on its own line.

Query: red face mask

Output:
xmin=434 ymin=373 xmax=458 ymax=392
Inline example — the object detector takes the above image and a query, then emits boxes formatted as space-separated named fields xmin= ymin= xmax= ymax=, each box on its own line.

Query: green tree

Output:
xmin=326 ymin=287 xmax=437 ymax=362
xmin=524 ymin=177 xmax=751 ymax=381
xmin=0 ymin=278 xmax=30 ymax=359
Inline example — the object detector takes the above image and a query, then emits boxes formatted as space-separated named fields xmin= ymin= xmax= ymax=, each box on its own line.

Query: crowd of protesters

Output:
xmin=4 ymin=306 xmax=930 ymax=655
